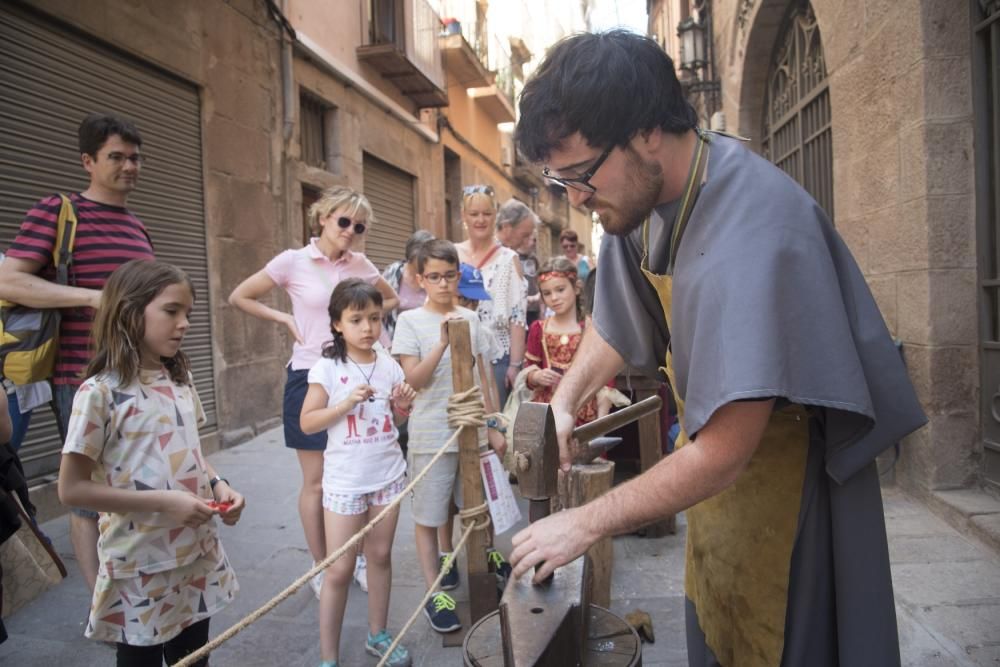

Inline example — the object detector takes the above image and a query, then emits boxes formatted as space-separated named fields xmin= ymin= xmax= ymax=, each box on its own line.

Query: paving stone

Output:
xmin=0 ymin=635 xmax=110 ymax=667
xmin=966 ymin=643 xmax=1000 ymax=666
xmin=885 ymin=510 xmax=957 ymax=538
xmin=918 ymin=602 xmax=1000 ymax=649
xmin=883 ymin=489 xmax=929 ymax=517
xmin=889 ymin=534 xmax=995 ymax=565
xmin=971 ymin=514 xmax=1000 ymax=553
xmin=897 ymin=605 xmax=976 ymax=667
xmin=936 ymin=489 xmax=1000 ymax=516
xmin=892 ymin=561 xmax=1000 ymax=607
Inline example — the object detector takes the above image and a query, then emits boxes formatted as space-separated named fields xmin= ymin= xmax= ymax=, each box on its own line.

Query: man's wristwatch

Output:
xmin=209 ymin=475 xmax=230 ymax=491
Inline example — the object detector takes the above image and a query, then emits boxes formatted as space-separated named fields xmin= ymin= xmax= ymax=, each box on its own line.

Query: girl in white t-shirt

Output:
xmin=301 ymin=278 xmax=416 ymax=667
xmin=57 ymin=260 xmax=243 ymax=666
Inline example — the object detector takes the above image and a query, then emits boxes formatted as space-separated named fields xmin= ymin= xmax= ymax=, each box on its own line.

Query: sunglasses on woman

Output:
xmin=462 ymin=184 xmax=495 ymax=197
xmin=337 ymin=216 xmax=367 ymax=235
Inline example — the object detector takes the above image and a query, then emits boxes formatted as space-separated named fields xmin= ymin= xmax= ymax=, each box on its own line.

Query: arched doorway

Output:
xmin=761 ymin=0 xmax=834 ymax=220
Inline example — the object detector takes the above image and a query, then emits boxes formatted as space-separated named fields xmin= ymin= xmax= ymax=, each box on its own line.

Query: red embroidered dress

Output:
xmin=524 ymin=318 xmax=603 ymax=425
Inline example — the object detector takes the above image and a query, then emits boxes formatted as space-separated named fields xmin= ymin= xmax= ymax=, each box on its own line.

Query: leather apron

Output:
xmin=640 ymin=131 xmax=810 ymax=667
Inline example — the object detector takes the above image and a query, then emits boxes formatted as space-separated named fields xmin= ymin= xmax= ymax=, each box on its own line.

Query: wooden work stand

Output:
xmin=614 ymin=369 xmax=676 ymax=537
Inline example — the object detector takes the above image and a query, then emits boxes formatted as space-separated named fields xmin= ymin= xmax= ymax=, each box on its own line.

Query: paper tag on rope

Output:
xmin=480 ymin=450 xmax=521 ymax=534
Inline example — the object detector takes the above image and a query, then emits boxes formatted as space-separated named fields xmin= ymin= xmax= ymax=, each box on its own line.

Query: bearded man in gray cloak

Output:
xmin=506 ymin=30 xmax=926 ymax=667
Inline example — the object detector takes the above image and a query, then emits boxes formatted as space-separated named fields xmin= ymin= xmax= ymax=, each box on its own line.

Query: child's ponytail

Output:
xmin=323 ymin=330 xmax=349 ymax=363
xmin=323 ymin=278 xmax=383 ymax=363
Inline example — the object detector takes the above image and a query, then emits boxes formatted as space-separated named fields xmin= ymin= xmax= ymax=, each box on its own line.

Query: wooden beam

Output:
xmin=558 ymin=459 xmax=615 ymax=608
xmin=449 ymin=319 xmax=497 ymax=626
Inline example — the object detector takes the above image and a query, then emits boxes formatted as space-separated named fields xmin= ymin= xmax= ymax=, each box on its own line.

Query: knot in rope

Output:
xmin=447 ymin=386 xmax=487 ymax=429
xmin=458 ymin=501 xmax=491 ymax=532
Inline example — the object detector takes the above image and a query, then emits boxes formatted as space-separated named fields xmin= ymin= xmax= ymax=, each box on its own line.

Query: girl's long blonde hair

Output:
xmin=86 ymin=260 xmax=195 ymax=386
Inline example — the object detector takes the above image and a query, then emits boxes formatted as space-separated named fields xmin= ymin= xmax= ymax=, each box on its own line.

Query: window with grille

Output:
xmin=761 ymin=0 xmax=833 ymax=221
xmin=300 ymin=92 xmax=329 ymax=170
xmin=974 ymin=0 xmax=1000 ymax=492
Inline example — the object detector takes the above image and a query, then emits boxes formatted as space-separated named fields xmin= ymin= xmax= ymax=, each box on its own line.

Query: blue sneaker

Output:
xmin=318 ymin=661 xmax=338 ymax=667
xmin=488 ymin=548 xmax=512 ymax=592
xmin=439 ymin=553 xmax=459 ymax=591
xmin=423 ymin=591 xmax=461 ymax=633
xmin=365 ymin=629 xmax=411 ymax=666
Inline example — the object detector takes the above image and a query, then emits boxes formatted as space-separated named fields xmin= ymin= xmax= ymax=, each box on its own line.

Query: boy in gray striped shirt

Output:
xmin=391 ymin=239 xmax=506 ymax=633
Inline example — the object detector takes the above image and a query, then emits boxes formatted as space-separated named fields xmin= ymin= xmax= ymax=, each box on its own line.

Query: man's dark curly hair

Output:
xmin=515 ymin=30 xmax=697 ymax=163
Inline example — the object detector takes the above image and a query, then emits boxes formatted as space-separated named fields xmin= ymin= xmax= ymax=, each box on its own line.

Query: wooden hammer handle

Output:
xmin=571 ymin=395 xmax=662 ymax=444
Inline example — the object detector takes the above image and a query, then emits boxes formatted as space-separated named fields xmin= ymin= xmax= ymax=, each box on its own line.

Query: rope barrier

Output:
xmin=375 ymin=504 xmax=491 ymax=667
xmin=174 ymin=387 xmax=492 ymax=667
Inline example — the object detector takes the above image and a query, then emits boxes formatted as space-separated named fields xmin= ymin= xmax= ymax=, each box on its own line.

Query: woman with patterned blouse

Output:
xmin=455 ymin=185 xmax=527 ymax=407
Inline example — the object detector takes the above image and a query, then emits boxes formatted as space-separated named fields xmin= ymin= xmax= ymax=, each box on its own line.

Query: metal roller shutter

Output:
xmin=362 ymin=153 xmax=415 ymax=270
xmin=0 ymin=5 xmax=215 ymax=484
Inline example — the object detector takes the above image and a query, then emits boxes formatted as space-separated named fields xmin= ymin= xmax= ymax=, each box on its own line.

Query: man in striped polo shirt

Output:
xmin=0 ymin=113 xmax=155 ymax=593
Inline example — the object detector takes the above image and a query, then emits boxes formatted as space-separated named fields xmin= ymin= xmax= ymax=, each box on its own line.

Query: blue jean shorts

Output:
xmin=283 ymin=367 xmax=327 ymax=451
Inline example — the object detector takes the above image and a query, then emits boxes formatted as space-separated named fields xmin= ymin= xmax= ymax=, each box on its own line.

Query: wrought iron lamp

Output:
xmin=677 ymin=16 xmax=707 ymax=72
xmin=676 ymin=8 xmax=720 ymax=109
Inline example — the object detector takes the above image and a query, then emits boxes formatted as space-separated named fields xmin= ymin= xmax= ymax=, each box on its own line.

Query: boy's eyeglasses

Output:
xmin=422 ymin=270 xmax=460 ymax=284
xmin=337 ymin=217 xmax=367 ymax=235
xmin=462 ymin=184 xmax=495 ymax=197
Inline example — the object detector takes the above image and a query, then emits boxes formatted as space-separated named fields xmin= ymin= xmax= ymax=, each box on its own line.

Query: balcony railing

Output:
xmin=489 ymin=34 xmax=515 ymax=110
xmin=467 ymin=33 xmax=515 ymax=122
xmin=358 ymin=0 xmax=448 ymax=107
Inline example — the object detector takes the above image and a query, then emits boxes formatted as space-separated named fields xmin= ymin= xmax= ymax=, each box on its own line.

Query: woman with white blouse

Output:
xmin=455 ymin=185 xmax=527 ymax=407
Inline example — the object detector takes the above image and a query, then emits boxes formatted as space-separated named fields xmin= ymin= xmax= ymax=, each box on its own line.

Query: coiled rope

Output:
xmin=175 ymin=386 xmax=496 ymax=667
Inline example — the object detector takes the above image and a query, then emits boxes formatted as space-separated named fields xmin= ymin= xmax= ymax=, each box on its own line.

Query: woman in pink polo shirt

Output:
xmin=228 ymin=186 xmax=398 ymax=594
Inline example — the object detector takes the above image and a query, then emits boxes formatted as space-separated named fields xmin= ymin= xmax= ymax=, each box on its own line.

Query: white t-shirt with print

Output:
xmin=308 ymin=350 xmax=407 ymax=495
xmin=391 ymin=306 xmax=491 ymax=454
xmin=61 ymin=369 xmax=218 ymax=579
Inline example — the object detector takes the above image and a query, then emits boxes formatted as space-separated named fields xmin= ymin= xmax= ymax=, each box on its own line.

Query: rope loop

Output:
xmin=458 ymin=501 xmax=491 ymax=532
xmin=447 ymin=386 xmax=487 ymax=429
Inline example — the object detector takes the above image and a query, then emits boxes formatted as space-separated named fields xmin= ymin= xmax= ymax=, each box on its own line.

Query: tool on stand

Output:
xmin=464 ymin=396 xmax=662 ymax=666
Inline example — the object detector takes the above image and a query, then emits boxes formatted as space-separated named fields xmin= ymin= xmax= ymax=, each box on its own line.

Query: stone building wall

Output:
xmin=23 ymin=0 xmax=288 ymax=449
xmin=709 ymin=0 xmax=979 ymax=495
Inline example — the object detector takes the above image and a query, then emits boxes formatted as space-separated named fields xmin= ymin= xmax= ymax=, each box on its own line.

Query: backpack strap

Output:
xmin=53 ymin=195 xmax=78 ymax=286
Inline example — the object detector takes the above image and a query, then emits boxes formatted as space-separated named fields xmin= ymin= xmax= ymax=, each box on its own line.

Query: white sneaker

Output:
xmin=354 ymin=554 xmax=368 ymax=593
xmin=309 ymin=562 xmax=324 ymax=600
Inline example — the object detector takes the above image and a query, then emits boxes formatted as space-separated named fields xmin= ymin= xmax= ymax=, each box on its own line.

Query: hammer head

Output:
xmin=512 ymin=402 xmax=559 ymax=501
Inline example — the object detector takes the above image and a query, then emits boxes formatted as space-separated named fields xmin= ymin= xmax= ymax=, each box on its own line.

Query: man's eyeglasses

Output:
xmin=105 ymin=152 xmax=144 ymax=166
xmin=463 ymin=184 xmax=495 ymax=197
xmin=422 ymin=270 xmax=459 ymax=285
xmin=542 ymin=144 xmax=614 ymax=194
xmin=337 ymin=217 xmax=367 ymax=235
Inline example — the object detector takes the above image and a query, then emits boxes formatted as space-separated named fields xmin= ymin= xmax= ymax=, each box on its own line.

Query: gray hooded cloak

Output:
xmin=593 ymin=133 xmax=926 ymax=666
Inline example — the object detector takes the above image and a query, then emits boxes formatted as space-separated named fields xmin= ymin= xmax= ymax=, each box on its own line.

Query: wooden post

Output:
xmin=631 ymin=375 xmax=676 ymax=537
xmin=449 ymin=319 xmax=497 ymax=627
xmin=557 ymin=459 xmax=615 ymax=608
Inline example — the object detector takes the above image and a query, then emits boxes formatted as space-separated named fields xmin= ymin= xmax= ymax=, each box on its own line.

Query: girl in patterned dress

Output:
xmin=300 ymin=279 xmax=416 ymax=667
xmin=58 ymin=260 xmax=242 ymax=667
xmin=524 ymin=257 xmax=613 ymax=425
